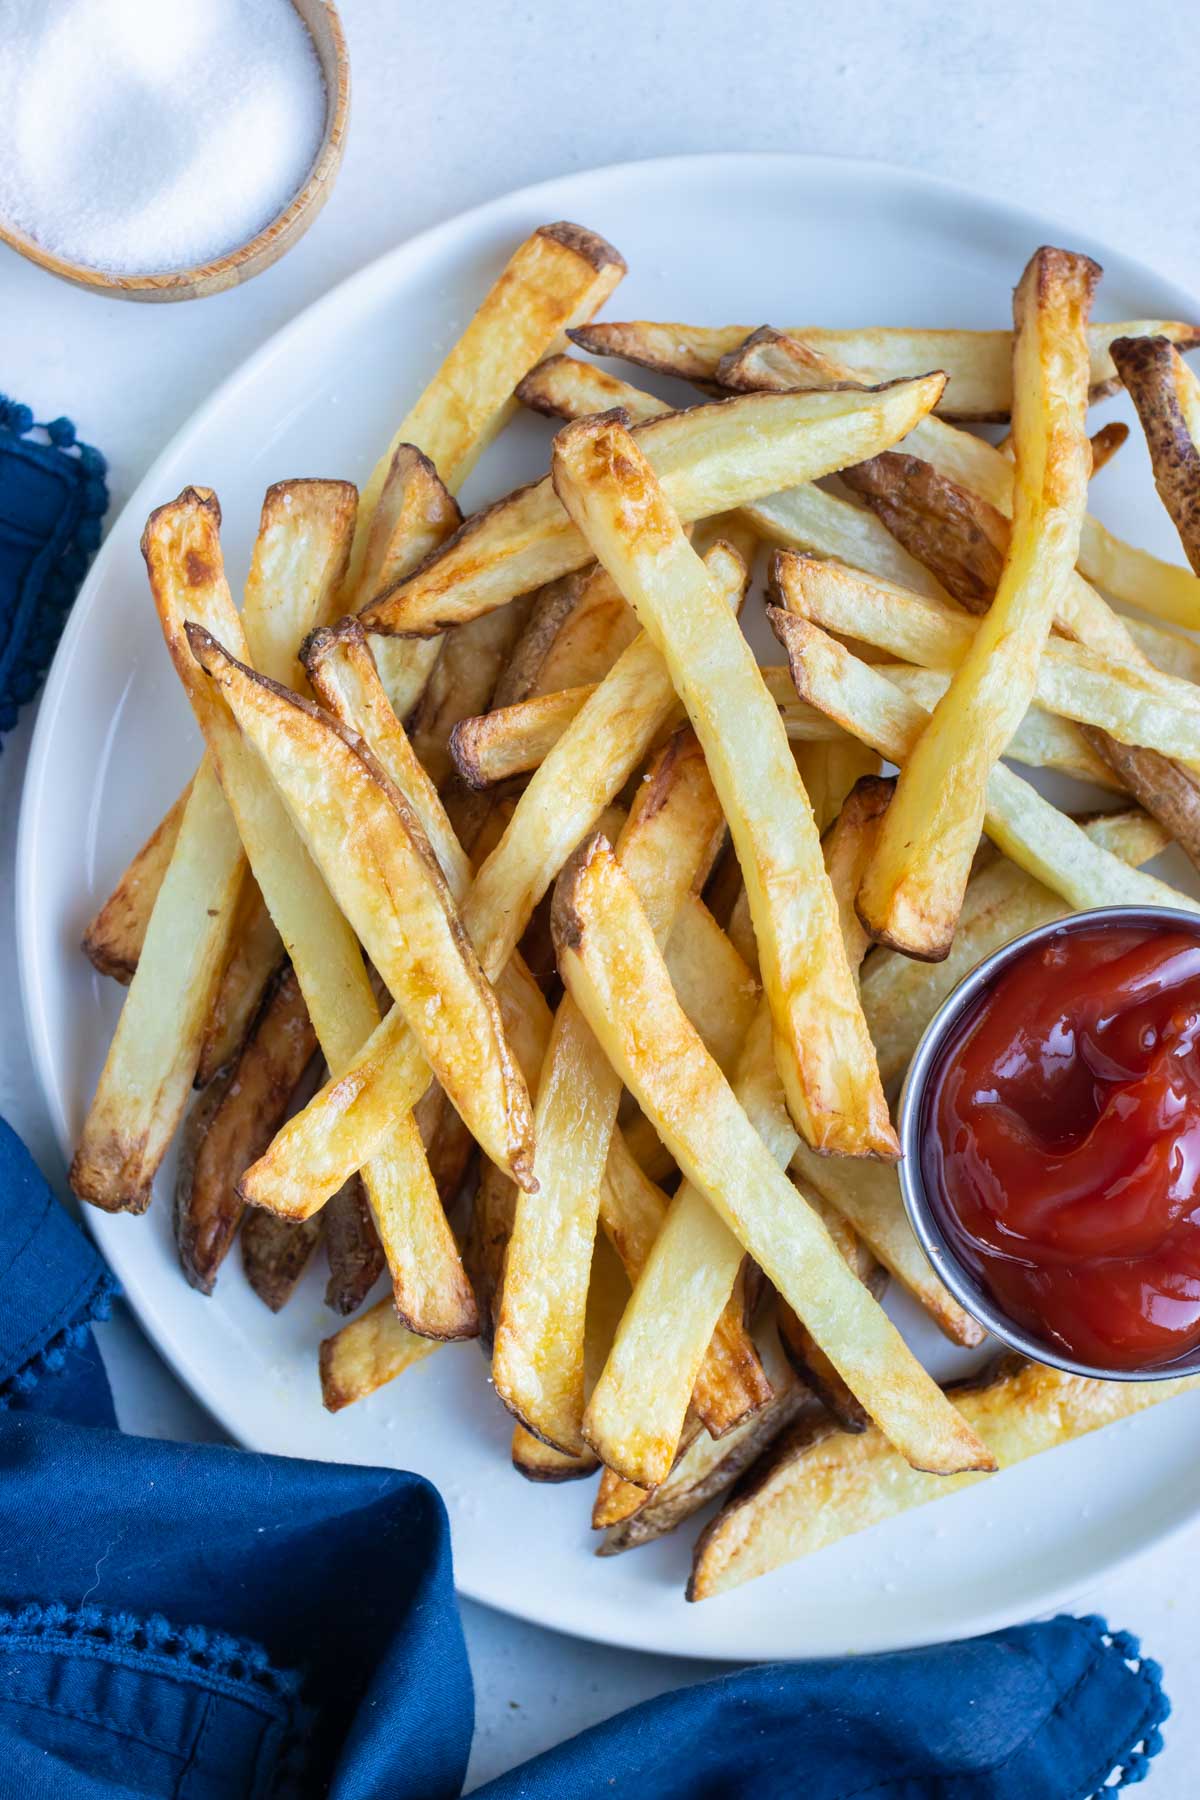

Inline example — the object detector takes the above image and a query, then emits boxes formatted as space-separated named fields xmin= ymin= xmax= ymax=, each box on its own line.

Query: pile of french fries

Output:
xmin=73 ymin=219 xmax=1200 ymax=1599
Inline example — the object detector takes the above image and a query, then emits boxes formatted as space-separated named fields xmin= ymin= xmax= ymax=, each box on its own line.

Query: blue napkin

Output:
xmin=0 ymin=396 xmax=107 ymax=738
xmin=0 ymin=398 xmax=1173 ymax=1798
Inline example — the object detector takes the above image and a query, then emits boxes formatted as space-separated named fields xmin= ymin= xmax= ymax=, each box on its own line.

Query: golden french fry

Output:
xmin=363 ymin=378 xmax=946 ymax=638
xmin=769 ymin=608 xmax=1200 ymax=921
xmin=240 ymin=543 xmax=749 ymax=1215
xmin=187 ymin=626 xmax=537 ymax=1191
xmin=861 ymin=808 xmax=1170 ymax=1088
xmin=70 ymin=481 xmax=357 ymax=1212
xmin=194 ymin=884 xmax=284 ymax=1087
xmin=81 ymin=785 xmax=188 ymax=983
xmin=721 ymin=323 xmax=1199 ymax=630
xmin=320 ymin=1298 xmax=441 ymax=1412
xmin=775 ymin=554 xmax=1200 ymax=766
xmin=494 ymin=729 xmax=726 ymax=1454
xmin=551 ymin=409 xmax=895 ymax=1156
xmin=857 ymin=249 xmax=1100 ymax=958
xmin=568 ymin=316 xmax=1200 ymax=419
xmin=663 ymin=893 xmax=760 ymax=1079
xmin=359 ymin=444 xmax=464 ymax=727
xmin=144 ymin=492 xmax=476 ymax=1339
xmin=689 ymin=1359 xmax=1199 ymax=1599
xmin=344 ymin=221 xmax=627 ymax=605
xmin=556 ymin=835 xmax=994 ymax=1478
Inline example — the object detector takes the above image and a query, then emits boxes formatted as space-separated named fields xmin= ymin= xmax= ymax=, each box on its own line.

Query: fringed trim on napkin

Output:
xmin=0 ymin=1268 xmax=118 ymax=1410
xmin=1083 ymin=1616 xmax=1170 ymax=1794
xmin=0 ymin=1601 xmax=314 ymax=1796
xmin=0 ymin=396 xmax=108 ymax=737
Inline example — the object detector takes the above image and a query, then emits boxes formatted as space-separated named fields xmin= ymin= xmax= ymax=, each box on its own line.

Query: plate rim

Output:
xmin=18 ymin=149 xmax=1200 ymax=1660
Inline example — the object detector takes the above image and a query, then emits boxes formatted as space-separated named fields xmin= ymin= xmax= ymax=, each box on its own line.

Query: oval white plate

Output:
xmin=18 ymin=153 xmax=1200 ymax=1661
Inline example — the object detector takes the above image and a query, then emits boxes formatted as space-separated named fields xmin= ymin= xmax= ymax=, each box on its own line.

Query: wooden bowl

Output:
xmin=0 ymin=0 xmax=349 ymax=303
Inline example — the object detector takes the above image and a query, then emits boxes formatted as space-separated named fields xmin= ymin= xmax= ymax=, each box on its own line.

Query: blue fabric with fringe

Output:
xmin=0 ymin=401 xmax=1174 ymax=1797
xmin=0 ymin=1129 xmax=1174 ymax=1798
xmin=0 ymin=396 xmax=107 ymax=738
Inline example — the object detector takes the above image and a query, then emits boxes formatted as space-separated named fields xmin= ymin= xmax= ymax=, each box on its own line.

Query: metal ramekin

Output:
xmin=897 ymin=904 xmax=1200 ymax=1381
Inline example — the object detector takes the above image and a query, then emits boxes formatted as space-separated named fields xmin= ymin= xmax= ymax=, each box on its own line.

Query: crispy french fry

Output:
xmin=551 ymin=410 xmax=895 ymax=1156
xmin=241 ymin=542 xmax=749 ymax=1215
xmin=1111 ymin=334 xmax=1200 ymax=577
xmin=774 ymin=554 xmax=1200 ymax=766
xmin=600 ymin=1368 xmax=809 ymax=1554
xmin=81 ymin=786 xmax=188 ymax=982
xmin=569 ymin=317 xmax=1200 ymax=420
xmin=175 ymin=964 xmax=317 ymax=1293
xmin=194 ymin=885 xmax=284 ymax=1086
xmin=777 ymin=1196 xmax=887 ymax=1431
xmin=512 ymin=1429 xmax=599 ymax=1482
xmin=187 ymin=626 xmax=537 ymax=1191
xmin=363 ymin=379 xmax=946 ymax=637
xmin=720 ymin=323 xmax=1198 ymax=630
xmin=663 ymin=893 xmax=760 ymax=1079
xmin=242 ymin=1208 xmax=324 ymax=1312
xmin=320 ymin=1298 xmax=443 ymax=1411
xmin=144 ymin=492 xmax=476 ymax=1339
xmin=70 ymin=482 xmax=357 ymax=1212
xmin=70 ymin=759 xmax=246 ymax=1212
xmin=769 ymin=609 xmax=1200 ymax=921
xmin=323 ymin=1177 xmax=385 ymax=1317
xmin=861 ymin=808 xmax=1170 ymax=1088
xmin=689 ymin=1359 xmax=1200 ymax=1599
xmin=344 ymin=221 xmax=626 ymax=606
xmin=556 ymin=835 xmax=993 ymax=1477
xmin=494 ymin=728 xmax=726 ymax=1454
xmin=839 ymin=452 xmax=1200 ymax=865
xmin=857 ymin=249 xmax=1099 ymax=957
xmin=360 ymin=445 xmax=465 ymax=727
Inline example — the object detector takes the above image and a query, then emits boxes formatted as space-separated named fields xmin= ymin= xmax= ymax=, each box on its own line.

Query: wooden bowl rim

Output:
xmin=0 ymin=0 xmax=349 ymax=298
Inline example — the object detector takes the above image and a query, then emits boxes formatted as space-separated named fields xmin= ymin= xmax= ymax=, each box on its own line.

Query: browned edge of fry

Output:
xmin=1110 ymin=334 xmax=1200 ymax=574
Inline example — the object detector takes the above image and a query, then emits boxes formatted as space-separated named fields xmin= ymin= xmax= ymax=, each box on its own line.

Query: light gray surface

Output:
xmin=1 ymin=0 xmax=1197 ymax=1789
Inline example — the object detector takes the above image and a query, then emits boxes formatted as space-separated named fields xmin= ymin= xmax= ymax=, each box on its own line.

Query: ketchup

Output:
xmin=920 ymin=920 xmax=1200 ymax=1370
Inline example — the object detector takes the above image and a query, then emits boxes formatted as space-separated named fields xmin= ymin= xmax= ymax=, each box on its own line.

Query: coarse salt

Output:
xmin=0 ymin=0 xmax=327 ymax=275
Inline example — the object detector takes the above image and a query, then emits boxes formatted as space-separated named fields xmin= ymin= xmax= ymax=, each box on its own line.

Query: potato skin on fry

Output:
xmin=1111 ymin=334 xmax=1200 ymax=573
xmin=174 ymin=964 xmax=318 ymax=1294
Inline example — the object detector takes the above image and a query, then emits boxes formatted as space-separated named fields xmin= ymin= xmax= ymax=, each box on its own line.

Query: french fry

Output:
xmin=359 ymin=445 xmax=465 ymax=728
xmin=70 ymin=482 xmax=357 ymax=1212
xmin=720 ymin=323 xmax=1198 ymax=630
xmin=551 ymin=410 xmax=895 ymax=1156
xmin=343 ymin=221 xmax=627 ymax=605
xmin=512 ymin=1429 xmax=599 ymax=1482
xmin=194 ymin=884 xmax=284 ymax=1086
xmin=689 ymin=1359 xmax=1200 ymax=1599
xmin=363 ymin=378 xmax=946 ymax=637
xmin=841 ymin=451 xmax=1200 ymax=866
xmin=555 ymin=835 xmax=994 ymax=1477
xmin=320 ymin=1297 xmax=442 ymax=1412
xmin=886 ymin=666 xmax=1123 ymax=791
xmin=70 ymin=760 xmax=246 ymax=1212
xmin=774 ymin=554 xmax=1200 ymax=766
xmin=174 ymin=964 xmax=317 ymax=1293
xmin=777 ymin=1196 xmax=888 ymax=1430
xmin=186 ymin=627 xmax=537 ymax=1191
xmin=861 ymin=808 xmax=1171 ymax=1088
xmin=769 ymin=609 xmax=1200 ymax=921
xmin=144 ymin=491 xmax=476 ymax=1339
xmin=569 ymin=317 xmax=1200 ymax=420
xmin=406 ymin=597 xmax=535 ymax=788
xmin=81 ymin=786 xmax=188 ymax=982
xmin=240 ymin=543 xmax=749 ymax=1216
xmin=494 ymin=728 xmax=726 ymax=1454
xmin=663 ymin=893 xmax=760 ymax=1079
xmin=600 ymin=1364 xmax=809 ymax=1554
xmin=242 ymin=1208 xmax=324 ymax=1312
xmin=856 ymin=249 xmax=1100 ymax=958
xmin=1111 ymin=334 xmax=1200 ymax=576
xmin=323 ymin=1177 xmax=386 ymax=1317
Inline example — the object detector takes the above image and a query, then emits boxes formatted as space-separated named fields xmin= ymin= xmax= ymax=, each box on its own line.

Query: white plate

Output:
xmin=18 ymin=153 xmax=1200 ymax=1661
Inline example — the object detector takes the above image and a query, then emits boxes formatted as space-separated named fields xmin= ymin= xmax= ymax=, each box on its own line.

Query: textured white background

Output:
xmin=1 ymin=0 xmax=1198 ymax=1790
